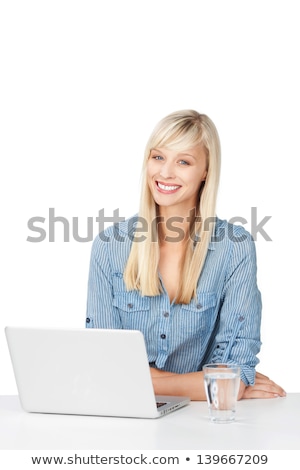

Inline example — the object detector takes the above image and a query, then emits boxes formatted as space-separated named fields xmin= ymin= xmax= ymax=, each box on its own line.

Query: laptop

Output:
xmin=5 ymin=326 xmax=190 ymax=419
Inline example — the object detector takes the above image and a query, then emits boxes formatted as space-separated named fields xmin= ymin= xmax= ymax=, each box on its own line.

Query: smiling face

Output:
xmin=146 ymin=144 xmax=208 ymax=214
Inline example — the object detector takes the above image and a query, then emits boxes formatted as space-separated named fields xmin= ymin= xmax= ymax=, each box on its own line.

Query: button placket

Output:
xmin=159 ymin=306 xmax=171 ymax=352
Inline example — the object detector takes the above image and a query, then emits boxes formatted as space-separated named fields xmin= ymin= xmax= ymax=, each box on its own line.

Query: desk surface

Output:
xmin=1 ymin=394 xmax=299 ymax=450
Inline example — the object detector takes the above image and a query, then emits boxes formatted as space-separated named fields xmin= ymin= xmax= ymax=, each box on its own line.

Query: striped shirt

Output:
xmin=86 ymin=215 xmax=262 ymax=386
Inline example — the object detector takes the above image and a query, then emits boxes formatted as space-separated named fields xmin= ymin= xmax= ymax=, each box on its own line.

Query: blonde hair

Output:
xmin=124 ymin=110 xmax=221 ymax=304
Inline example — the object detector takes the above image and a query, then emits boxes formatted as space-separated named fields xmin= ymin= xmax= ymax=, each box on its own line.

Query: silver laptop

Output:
xmin=5 ymin=326 xmax=190 ymax=419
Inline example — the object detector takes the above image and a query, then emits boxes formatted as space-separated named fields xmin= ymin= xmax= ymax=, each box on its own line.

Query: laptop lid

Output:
xmin=5 ymin=327 xmax=190 ymax=419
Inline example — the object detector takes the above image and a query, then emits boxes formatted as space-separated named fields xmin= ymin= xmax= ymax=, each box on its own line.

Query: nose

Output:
xmin=159 ymin=161 xmax=176 ymax=179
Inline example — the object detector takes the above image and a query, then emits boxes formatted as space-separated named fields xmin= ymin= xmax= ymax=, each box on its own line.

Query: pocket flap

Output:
xmin=113 ymin=292 xmax=150 ymax=312
xmin=181 ymin=292 xmax=217 ymax=312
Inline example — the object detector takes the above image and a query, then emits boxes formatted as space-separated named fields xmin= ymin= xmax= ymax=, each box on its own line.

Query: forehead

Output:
xmin=151 ymin=118 xmax=206 ymax=149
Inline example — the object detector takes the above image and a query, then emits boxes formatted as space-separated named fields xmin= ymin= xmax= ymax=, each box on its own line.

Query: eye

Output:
xmin=178 ymin=159 xmax=190 ymax=165
xmin=152 ymin=155 xmax=164 ymax=161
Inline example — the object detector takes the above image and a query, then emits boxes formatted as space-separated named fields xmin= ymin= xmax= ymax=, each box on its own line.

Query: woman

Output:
xmin=86 ymin=110 xmax=285 ymax=400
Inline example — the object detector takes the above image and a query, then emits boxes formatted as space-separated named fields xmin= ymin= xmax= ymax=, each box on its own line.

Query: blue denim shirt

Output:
xmin=86 ymin=216 xmax=262 ymax=386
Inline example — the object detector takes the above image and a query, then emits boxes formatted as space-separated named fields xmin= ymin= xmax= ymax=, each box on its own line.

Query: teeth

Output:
xmin=158 ymin=183 xmax=180 ymax=191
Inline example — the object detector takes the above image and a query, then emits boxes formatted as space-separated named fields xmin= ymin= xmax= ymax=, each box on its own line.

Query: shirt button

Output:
xmin=86 ymin=317 xmax=91 ymax=324
xmin=196 ymin=303 xmax=202 ymax=309
xmin=163 ymin=312 xmax=169 ymax=318
xmin=239 ymin=315 xmax=244 ymax=322
xmin=127 ymin=303 xmax=133 ymax=308
xmin=160 ymin=334 xmax=166 ymax=339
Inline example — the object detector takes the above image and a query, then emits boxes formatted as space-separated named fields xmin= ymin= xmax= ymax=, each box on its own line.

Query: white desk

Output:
xmin=0 ymin=394 xmax=299 ymax=450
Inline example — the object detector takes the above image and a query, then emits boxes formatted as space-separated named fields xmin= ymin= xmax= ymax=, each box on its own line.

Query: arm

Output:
xmin=209 ymin=227 xmax=262 ymax=387
xmin=150 ymin=367 xmax=206 ymax=400
xmin=150 ymin=367 xmax=247 ymax=401
xmin=86 ymin=234 xmax=122 ymax=329
xmin=150 ymin=368 xmax=285 ymax=401
xmin=215 ymin=227 xmax=285 ymax=397
xmin=150 ymin=226 xmax=285 ymax=400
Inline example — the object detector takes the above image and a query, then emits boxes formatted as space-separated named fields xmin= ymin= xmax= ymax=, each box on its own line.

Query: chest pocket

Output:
xmin=112 ymin=292 xmax=151 ymax=330
xmin=180 ymin=292 xmax=217 ymax=337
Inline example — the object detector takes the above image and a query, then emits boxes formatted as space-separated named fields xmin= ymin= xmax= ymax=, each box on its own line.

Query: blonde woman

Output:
xmin=86 ymin=110 xmax=285 ymax=400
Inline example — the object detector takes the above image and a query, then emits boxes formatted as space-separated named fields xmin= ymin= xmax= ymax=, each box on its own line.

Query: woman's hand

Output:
xmin=241 ymin=371 xmax=286 ymax=399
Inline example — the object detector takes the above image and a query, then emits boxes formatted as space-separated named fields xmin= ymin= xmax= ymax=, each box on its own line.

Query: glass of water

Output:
xmin=203 ymin=363 xmax=240 ymax=423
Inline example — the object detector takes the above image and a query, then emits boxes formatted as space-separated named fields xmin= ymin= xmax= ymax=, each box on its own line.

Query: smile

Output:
xmin=156 ymin=181 xmax=181 ymax=193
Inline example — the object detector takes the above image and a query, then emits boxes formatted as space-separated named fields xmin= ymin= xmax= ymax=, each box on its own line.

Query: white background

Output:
xmin=0 ymin=0 xmax=299 ymax=394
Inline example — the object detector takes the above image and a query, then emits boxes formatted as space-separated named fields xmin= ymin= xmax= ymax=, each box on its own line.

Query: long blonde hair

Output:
xmin=124 ymin=110 xmax=221 ymax=304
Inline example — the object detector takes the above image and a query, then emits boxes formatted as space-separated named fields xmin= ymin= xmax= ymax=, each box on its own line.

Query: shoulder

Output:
xmin=212 ymin=217 xmax=257 ymax=260
xmin=90 ymin=214 xmax=138 ymax=259
xmin=214 ymin=217 xmax=253 ymax=243
xmin=97 ymin=213 xmax=139 ymax=239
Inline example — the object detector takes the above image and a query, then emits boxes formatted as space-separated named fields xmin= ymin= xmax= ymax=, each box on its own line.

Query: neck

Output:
xmin=157 ymin=205 xmax=198 ymax=245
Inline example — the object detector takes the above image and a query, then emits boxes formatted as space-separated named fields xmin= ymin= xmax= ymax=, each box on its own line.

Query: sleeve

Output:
xmin=85 ymin=234 xmax=123 ymax=329
xmin=209 ymin=226 xmax=262 ymax=386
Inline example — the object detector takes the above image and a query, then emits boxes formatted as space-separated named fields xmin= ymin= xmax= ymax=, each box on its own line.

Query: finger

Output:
xmin=243 ymin=388 xmax=282 ymax=399
xmin=254 ymin=377 xmax=286 ymax=395
xmin=255 ymin=381 xmax=285 ymax=393
xmin=243 ymin=383 xmax=286 ymax=398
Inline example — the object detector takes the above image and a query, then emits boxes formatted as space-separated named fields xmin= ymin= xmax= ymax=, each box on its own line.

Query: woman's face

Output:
xmin=147 ymin=144 xmax=207 ymax=213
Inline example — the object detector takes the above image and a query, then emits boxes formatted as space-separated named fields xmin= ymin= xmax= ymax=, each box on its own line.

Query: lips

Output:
xmin=156 ymin=181 xmax=181 ymax=194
